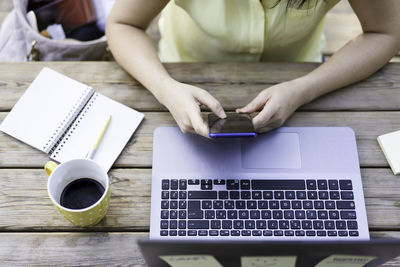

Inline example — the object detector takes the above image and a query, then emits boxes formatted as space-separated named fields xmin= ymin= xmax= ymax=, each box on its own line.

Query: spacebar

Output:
xmin=188 ymin=191 xmax=217 ymax=199
xmin=252 ymin=180 xmax=305 ymax=190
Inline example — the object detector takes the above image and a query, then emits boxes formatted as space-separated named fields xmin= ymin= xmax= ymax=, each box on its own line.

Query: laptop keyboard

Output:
xmin=159 ymin=179 xmax=359 ymax=238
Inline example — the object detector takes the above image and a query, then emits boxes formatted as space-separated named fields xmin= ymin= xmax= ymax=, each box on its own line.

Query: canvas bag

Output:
xmin=0 ymin=0 xmax=107 ymax=61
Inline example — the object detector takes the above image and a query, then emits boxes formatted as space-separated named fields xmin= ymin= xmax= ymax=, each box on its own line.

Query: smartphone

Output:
xmin=208 ymin=113 xmax=257 ymax=138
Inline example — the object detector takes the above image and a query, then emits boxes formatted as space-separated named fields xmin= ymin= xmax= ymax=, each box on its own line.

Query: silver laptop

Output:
xmin=150 ymin=127 xmax=369 ymax=240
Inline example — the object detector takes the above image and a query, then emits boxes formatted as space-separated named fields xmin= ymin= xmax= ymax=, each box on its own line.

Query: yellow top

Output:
xmin=158 ymin=0 xmax=340 ymax=62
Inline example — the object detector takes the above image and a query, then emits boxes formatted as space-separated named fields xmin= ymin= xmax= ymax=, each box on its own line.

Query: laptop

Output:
xmin=150 ymin=127 xmax=369 ymax=240
xmin=138 ymin=239 xmax=400 ymax=267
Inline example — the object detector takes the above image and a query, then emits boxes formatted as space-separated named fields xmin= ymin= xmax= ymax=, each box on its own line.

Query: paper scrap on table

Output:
xmin=241 ymin=256 xmax=297 ymax=267
xmin=160 ymin=255 xmax=223 ymax=267
xmin=315 ymin=254 xmax=376 ymax=267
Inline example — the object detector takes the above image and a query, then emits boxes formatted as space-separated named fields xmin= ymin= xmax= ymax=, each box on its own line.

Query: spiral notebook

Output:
xmin=0 ymin=67 xmax=144 ymax=171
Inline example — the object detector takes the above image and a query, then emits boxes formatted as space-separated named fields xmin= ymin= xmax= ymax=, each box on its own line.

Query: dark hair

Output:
xmin=274 ymin=0 xmax=318 ymax=9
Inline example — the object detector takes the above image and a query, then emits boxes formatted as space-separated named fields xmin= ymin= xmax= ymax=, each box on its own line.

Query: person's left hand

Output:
xmin=236 ymin=80 xmax=309 ymax=132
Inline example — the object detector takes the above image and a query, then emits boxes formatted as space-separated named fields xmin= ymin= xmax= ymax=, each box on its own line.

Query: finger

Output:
xmin=189 ymin=110 xmax=209 ymax=138
xmin=252 ymin=103 xmax=276 ymax=130
xmin=195 ymin=90 xmax=226 ymax=119
xmin=237 ymin=91 xmax=269 ymax=114
xmin=256 ymin=126 xmax=276 ymax=133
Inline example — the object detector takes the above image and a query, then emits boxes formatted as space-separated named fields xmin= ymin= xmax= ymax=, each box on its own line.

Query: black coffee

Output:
xmin=60 ymin=178 xmax=105 ymax=209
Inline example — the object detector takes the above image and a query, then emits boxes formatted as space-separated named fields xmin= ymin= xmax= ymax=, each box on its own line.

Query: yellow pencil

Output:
xmin=86 ymin=115 xmax=111 ymax=159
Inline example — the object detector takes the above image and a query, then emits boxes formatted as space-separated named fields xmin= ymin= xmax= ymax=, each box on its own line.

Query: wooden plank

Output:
xmin=0 ymin=168 xmax=399 ymax=230
xmin=1 ymin=111 xmax=399 ymax=168
xmin=0 ymin=232 xmax=399 ymax=266
xmin=1 ymin=62 xmax=400 ymax=112
xmin=0 ymin=0 xmax=13 ymax=13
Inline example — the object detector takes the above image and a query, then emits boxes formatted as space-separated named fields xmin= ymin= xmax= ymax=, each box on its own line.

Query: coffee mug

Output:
xmin=45 ymin=159 xmax=110 ymax=226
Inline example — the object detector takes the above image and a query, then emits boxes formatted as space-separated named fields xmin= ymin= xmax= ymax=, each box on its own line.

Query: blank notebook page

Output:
xmin=0 ymin=68 xmax=93 ymax=153
xmin=50 ymin=93 xmax=144 ymax=172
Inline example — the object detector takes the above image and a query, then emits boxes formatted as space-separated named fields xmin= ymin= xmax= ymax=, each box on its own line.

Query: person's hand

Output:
xmin=158 ymin=81 xmax=226 ymax=137
xmin=236 ymin=80 xmax=309 ymax=132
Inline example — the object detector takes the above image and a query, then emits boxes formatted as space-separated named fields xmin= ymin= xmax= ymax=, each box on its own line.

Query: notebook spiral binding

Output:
xmin=50 ymin=93 xmax=99 ymax=158
xmin=46 ymin=87 xmax=94 ymax=155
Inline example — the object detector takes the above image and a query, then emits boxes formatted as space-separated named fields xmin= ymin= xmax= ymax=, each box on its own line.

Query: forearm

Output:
xmin=106 ymin=22 xmax=175 ymax=102
xmin=297 ymin=33 xmax=400 ymax=104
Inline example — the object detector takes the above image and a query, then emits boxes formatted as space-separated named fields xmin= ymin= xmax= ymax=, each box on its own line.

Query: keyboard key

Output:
xmin=179 ymin=191 xmax=187 ymax=199
xmin=339 ymin=180 xmax=353 ymax=190
xmin=261 ymin=210 xmax=272 ymax=219
xmin=160 ymin=230 xmax=168 ymax=236
xmin=188 ymin=230 xmax=197 ymax=236
xmin=202 ymin=201 xmax=212 ymax=209
xmin=170 ymin=180 xmax=178 ymax=190
xmin=231 ymin=230 xmax=240 ymax=236
xmin=303 ymin=201 xmax=313 ymax=209
xmin=285 ymin=191 xmax=295 ymax=199
xmin=258 ymin=201 xmax=268 ymax=209
xmin=179 ymin=210 xmax=186 ymax=219
xmin=188 ymin=179 xmax=199 ymax=185
xmin=274 ymin=230 xmax=283 ymax=236
xmin=170 ymin=220 xmax=177 ymax=229
xmin=252 ymin=180 xmax=305 ymax=190
xmin=349 ymin=231 xmax=359 ymax=237
xmin=162 ymin=191 xmax=169 ymax=199
xmin=328 ymin=180 xmax=339 ymax=190
xmin=161 ymin=180 xmax=169 ymax=190
xmin=313 ymin=221 xmax=324 ymax=229
xmin=179 ymin=201 xmax=186 ymax=209
xmin=242 ymin=230 xmax=251 ymax=236
xmin=201 ymin=184 xmax=212 ymax=190
xmin=214 ymin=179 xmax=225 ymax=185
xmin=296 ymin=191 xmax=306 ymax=199
xmin=273 ymin=210 xmax=283 ymax=219
xmin=239 ymin=210 xmax=249 ymax=219
xmin=306 ymin=230 xmax=316 ymax=236
xmin=295 ymin=230 xmax=305 ymax=236
xmin=224 ymin=200 xmax=234 ymax=209
xmin=188 ymin=220 xmax=209 ymax=229
xmin=209 ymin=230 xmax=219 ymax=236
xmin=179 ymin=220 xmax=186 ymax=229
xmin=295 ymin=210 xmax=306 ymax=219
xmin=256 ymin=220 xmax=267 ymax=229
xmin=211 ymin=220 xmax=221 ymax=229
xmin=247 ymin=201 xmax=257 ymax=209
xmin=280 ymin=201 xmax=290 ymax=209
xmin=307 ymin=191 xmax=317 ymax=199
xmin=317 ymin=180 xmax=328 ymax=190
xmin=328 ymin=230 xmax=337 ymax=236
xmin=252 ymin=191 xmax=262 ymax=199
xmin=263 ymin=230 xmax=273 ymax=236
xmin=341 ymin=191 xmax=354 ymax=200
xmin=338 ymin=231 xmax=348 ymax=237
xmin=292 ymin=201 xmax=302 ymax=209
xmin=337 ymin=201 xmax=355 ymax=210
xmin=274 ymin=191 xmax=284 ymax=199
xmin=216 ymin=210 xmax=226 ymax=219
xmin=222 ymin=220 xmax=232 ymax=229
xmin=241 ymin=191 xmax=251 ymax=199
xmin=205 ymin=210 xmax=215 ymax=219
xmin=317 ymin=210 xmax=328 ymax=219
xmin=227 ymin=179 xmax=239 ymax=190
xmin=219 ymin=191 xmax=228 ymax=199
xmin=213 ymin=200 xmax=223 ymax=209
xmin=201 ymin=179 xmax=212 ymax=185
xmin=245 ymin=220 xmax=255 ymax=229
xmin=302 ymin=220 xmax=312 ymax=229
xmin=325 ymin=201 xmax=335 ymax=209
xmin=250 ymin=210 xmax=261 ymax=219
xmin=188 ymin=211 xmax=203 ymax=219
xmin=306 ymin=210 xmax=317 ymax=219
xmin=161 ymin=201 xmax=169 ymax=209
xmin=290 ymin=220 xmax=301 ymax=229
xmin=234 ymin=220 xmax=244 ymax=229
xmin=252 ymin=230 xmax=262 ymax=236
xmin=317 ymin=231 xmax=327 ymax=236
xmin=170 ymin=210 xmax=177 ymax=219
xmin=341 ymin=211 xmax=357 ymax=219
xmin=269 ymin=201 xmax=279 ymax=209
xmin=279 ymin=220 xmax=289 ymax=229
xmin=170 ymin=201 xmax=178 ymax=209
xmin=314 ymin=201 xmax=324 ymax=209
xmin=240 ymin=180 xmax=251 ymax=190
xmin=263 ymin=191 xmax=273 ymax=199
xmin=228 ymin=210 xmax=238 ymax=219
xmin=318 ymin=191 xmax=329 ymax=200
xmin=306 ymin=180 xmax=316 ymax=190
xmin=170 ymin=231 xmax=177 ymax=238
xmin=325 ymin=221 xmax=335 ymax=229
xmin=179 ymin=179 xmax=187 ymax=190
xmin=347 ymin=221 xmax=358 ymax=229
xmin=178 ymin=230 xmax=186 ymax=236
xmin=236 ymin=201 xmax=245 ymax=209
xmin=268 ymin=220 xmax=278 ymax=229
xmin=285 ymin=230 xmax=294 ymax=236
xmin=161 ymin=210 xmax=169 ymax=219
xmin=330 ymin=191 xmax=340 ymax=200
xmin=284 ymin=210 xmax=294 ymax=219
xmin=220 ymin=230 xmax=229 ymax=236
xmin=160 ymin=220 xmax=168 ymax=229
xmin=336 ymin=221 xmax=347 ymax=229
xmin=329 ymin=211 xmax=339 ymax=219
xmin=188 ymin=191 xmax=217 ymax=199
xmin=230 ymin=191 xmax=240 ymax=199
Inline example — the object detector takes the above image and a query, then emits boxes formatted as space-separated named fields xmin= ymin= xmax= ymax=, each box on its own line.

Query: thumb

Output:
xmin=195 ymin=90 xmax=226 ymax=119
xmin=237 ymin=92 xmax=268 ymax=114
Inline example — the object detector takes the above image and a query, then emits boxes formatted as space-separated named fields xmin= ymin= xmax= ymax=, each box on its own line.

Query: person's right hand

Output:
xmin=158 ymin=81 xmax=226 ymax=138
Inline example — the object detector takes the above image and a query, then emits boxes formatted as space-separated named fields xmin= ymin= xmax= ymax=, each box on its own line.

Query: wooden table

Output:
xmin=0 ymin=62 xmax=400 ymax=266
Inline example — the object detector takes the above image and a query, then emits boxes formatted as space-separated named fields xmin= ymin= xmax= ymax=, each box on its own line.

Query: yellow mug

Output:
xmin=45 ymin=159 xmax=110 ymax=226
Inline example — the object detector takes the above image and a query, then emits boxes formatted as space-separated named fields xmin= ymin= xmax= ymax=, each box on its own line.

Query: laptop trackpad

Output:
xmin=241 ymin=132 xmax=301 ymax=169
